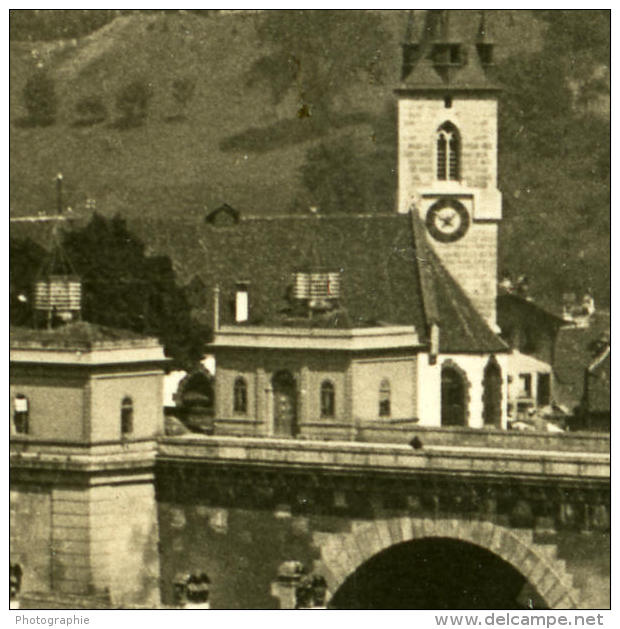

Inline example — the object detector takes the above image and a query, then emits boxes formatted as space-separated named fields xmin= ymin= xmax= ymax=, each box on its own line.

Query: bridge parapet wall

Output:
xmin=209 ymin=416 xmax=610 ymax=453
xmin=157 ymin=436 xmax=610 ymax=482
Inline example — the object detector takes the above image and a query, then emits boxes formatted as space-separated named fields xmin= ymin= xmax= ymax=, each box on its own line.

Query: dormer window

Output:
xmin=432 ymin=43 xmax=463 ymax=67
xmin=477 ymin=43 xmax=494 ymax=67
xmin=436 ymin=122 xmax=460 ymax=181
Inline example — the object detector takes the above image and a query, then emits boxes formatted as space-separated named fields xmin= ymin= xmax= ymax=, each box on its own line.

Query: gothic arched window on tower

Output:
xmin=436 ymin=122 xmax=460 ymax=181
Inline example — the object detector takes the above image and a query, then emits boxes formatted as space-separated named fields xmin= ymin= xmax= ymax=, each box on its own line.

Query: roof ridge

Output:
xmin=409 ymin=210 xmax=439 ymax=326
xmin=588 ymin=345 xmax=610 ymax=373
xmin=241 ymin=213 xmax=403 ymax=221
xmin=428 ymin=247 xmax=508 ymax=351
xmin=408 ymin=210 xmax=507 ymax=353
xmin=130 ymin=213 xmax=407 ymax=225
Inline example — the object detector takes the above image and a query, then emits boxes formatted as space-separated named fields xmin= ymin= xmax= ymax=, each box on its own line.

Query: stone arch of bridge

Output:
xmin=311 ymin=517 xmax=580 ymax=609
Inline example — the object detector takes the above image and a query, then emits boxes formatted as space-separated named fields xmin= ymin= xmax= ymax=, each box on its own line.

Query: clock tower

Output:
xmin=396 ymin=10 xmax=502 ymax=328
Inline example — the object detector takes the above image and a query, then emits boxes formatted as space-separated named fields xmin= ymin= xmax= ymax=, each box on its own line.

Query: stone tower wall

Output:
xmin=423 ymin=219 xmax=498 ymax=326
xmin=398 ymin=95 xmax=498 ymax=205
xmin=397 ymin=94 xmax=500 ymax=326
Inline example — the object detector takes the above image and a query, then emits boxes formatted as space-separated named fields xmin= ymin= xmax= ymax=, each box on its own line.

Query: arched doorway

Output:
xmin=441 ymin=365 xmax=466 ymax=426
xmin=329 ymin=538 xmax=547 ymax=609
xmin=176 ymin=370 xmax=214 ymax=434
xmin=272 ymin=370 xmax=298 ymax=437
xmin=482 ymin=356 xmax=502 ymax=427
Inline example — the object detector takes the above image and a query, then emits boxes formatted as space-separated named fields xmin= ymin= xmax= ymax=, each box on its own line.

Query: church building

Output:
xmin=136 ymin=10 xmax=509 ymax=439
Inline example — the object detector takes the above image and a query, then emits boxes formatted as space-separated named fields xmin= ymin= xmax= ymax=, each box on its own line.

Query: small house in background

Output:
xmin=553 ymin=310 xmax=610 ymax=429
xmin=496 ymin=291 xmax=565 ymax=425
xmin=205 ymin=203 xmax=240 ymax=227
xmin=562 ymin=291 xmax=596 ymax=328
xmin=580 ymin=341 xmax=610 ymax=432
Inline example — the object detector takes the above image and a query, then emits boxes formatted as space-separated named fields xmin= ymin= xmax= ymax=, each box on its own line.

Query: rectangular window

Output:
xmin=121 ymin=398 xmax=134 ymax=435
xmin=233 ymin=378 xmax=248 ymax=414
xmin=518 ymin=373 xmax=532 ymax=398
xmin=449 ymin=44 xmax=461 ymax=64
xmin=320 ymin=382 xmax=335 ymax=418
xmin=537 ymin=373 xmax=551 ymax=406
xmin=13 ymin=395 xmax=29 ymax=434
xmin=379 ymin=380 xmax=391 ymax=417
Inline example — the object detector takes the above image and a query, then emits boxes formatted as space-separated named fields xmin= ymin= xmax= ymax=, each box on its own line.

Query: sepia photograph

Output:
xmin=9 ymin=8 xmax=610 ymax=613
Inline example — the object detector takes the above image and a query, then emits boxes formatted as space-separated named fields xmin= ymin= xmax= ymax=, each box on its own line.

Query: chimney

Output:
xmin=235 ymin=281 xmax=249 ymax=323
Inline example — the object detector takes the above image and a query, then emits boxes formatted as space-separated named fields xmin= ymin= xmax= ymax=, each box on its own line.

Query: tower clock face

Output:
xmin=425 ymin=199 xmax=470 ymax=243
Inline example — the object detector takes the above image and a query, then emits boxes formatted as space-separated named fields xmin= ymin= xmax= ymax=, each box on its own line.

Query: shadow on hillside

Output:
xmin=13 ymin=116 xmax=56 ymax=128
xmin=109 ymin=116 xmax=147 ymax=130
xmin=219 ymin=111 xmax=373 ymax=154
xmin=71 ymin=116 xmax=107 ymax=128
xmin=164 ymin=114 xmax=187 ymax=124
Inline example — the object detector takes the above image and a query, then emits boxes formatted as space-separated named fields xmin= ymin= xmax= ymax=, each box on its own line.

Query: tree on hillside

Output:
xmin=115 ymin=79 xmax=153 ymax=127
xmin=22 ymin=69 xmax=57 ymax=125
xmin=248 ymin=10 xmax=389 ymax=123
xmin=539 ymin=9 xmax=610 ymax=114
xmin=10 ymin=215 xmax=211 ymax=368
xmin=60 ymin=214 xmax=211 ymax=367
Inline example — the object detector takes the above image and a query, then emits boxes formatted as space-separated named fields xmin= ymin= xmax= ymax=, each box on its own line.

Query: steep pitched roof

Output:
xmin=410 ymin=211 xmax=507 ymax=353
xmin=129 ymin=213 xmax=428 ymax=332
xmin=127 ymin=211 xmax=505 ymax=353
xmin=10 ymin=211 xmax=507 ymax=354
xmin=399 ymin=10 xmax=498 ymax=92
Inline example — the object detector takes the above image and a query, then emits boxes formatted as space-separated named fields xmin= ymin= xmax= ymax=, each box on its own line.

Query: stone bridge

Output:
xmin=155 ymin=434 xmax=609 ymax=609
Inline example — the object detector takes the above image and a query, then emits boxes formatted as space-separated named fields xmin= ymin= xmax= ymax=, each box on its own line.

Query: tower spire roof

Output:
xmin=398 ymin=9 xmax=498 ymax=93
